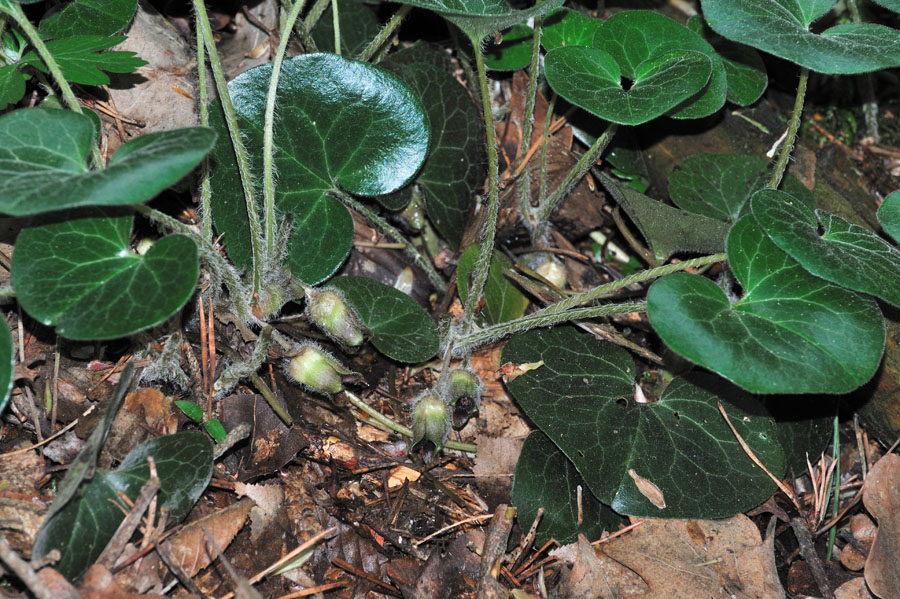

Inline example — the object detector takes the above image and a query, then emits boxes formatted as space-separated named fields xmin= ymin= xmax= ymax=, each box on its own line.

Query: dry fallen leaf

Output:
xmin=600 ymin=515 xmax=786 ymax=599
xmin=560 ymin=534 xmax=648 ymax=599
xmin=863 ymin=454 xmax=900 ymax=599
xmin=162 ymin=498 xmax=253 ymax=578
xmin=628 ymin=469 xmax=666 ymax=509
xmin=835 ymin=576 xmax=876 ymax=599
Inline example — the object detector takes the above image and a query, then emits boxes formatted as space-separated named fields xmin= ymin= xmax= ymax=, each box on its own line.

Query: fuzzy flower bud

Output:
xmin=410 ymin=392 xmax=451 ymax=455
xmin=305 ymin=287 xmax=365 ymax=347
xmin=443 ymin=368 xmax=482 ymax=430
xmin=284 ymin=343 xmax=351 ymax=395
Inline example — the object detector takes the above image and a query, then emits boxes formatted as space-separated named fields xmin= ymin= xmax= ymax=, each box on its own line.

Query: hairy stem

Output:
xmin=331 ymin=190 xmax=448 ymax=292
xmin=303 ymin=0 xmax=331 ymax=35
xmin=356 ymin=4 xmax=412 ymax=62
xmin=452 ymin=302 xmax=647 ymax=354
xmin=331 ymin=0 xmax=341 ymax=55
xmin=536 ymin=253 xmax=726 ymax=317
xmin=461 ymin=39 xmax=502 ymax=338
xmin=767 ymin=67 xmax=808 ymax=190
xmin=263 ymin=0 xmax=308 ymax=259
xmin=344 ymin=391 xmax=477 ymax=453
xmin=196 ymin=22 xmax=212 ymax=241
xmin=532 ymin=123 xmax=619 ymax=243
xmin=193 ymin=0 xmax=264 ymax=296
xmin=516 ymin=17 xmax=543 ymax=221
xmin=0 ymin=2 xmax=103 ymax=167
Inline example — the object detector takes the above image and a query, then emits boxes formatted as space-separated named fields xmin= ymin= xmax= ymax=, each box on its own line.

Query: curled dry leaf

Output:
xmin=161 ymin=498 xmax=253 ymax=578
xmin=560 ymin=534 xmax=648 ymax=599
xmin=863 ymin=454 xmax=900 ymax=599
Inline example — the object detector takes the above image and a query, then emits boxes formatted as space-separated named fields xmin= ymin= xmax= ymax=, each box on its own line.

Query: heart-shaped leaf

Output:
xmin=0 ymin=108 xmax=216 ymax=216
xmin=877 ymin=190 xmax=900 ymax=243
xmin=687 ymin=15 xmax=768 ymax=106
xmin=668 ymin=153 xmax=814 ymax=222
xmin=484 ymin=24 xmax=533 ymax=71
xmin=701 ymin=0 xmax=900 ymax=74
xmin=512 ymin=430 xmax=623 ymax=544
xmin=457 ymin=244 xmax=528 ymax=325
xmin=0 ymin=64 xmax=27 ymax=110
xmin=600 ymin=172 xmax=730 ymax=262
xmin=39 ymin=0 xmax=138 ymax=38
xmin=11 ymin=211 xmax=199 ymax=340
xmin=328 ymin=276 xmax=439 ymax=362
xmin=545 ymin=46 xmax=712 ymax=126
xmin=209 ymin=54 xmax=429 ymax=284
xmin=33 ymin=431 xmax=213 ymax=580
xmin=392 ymin=0 xmax=564 ymax=42
xmin=503 ymin=327 xmax=785 ymax=518
xmin=381 ymin=43 xmax=485 ymax=247
xmin=647 ymin=215 xmax=885 ymax=394
xmin=540 ymin=8 xmax=596 ymax=50
xmin=21 ymin=35 xmax=145 ymax=85
xmin=0 ymin=323 xmax=13 ymax=414
xmin=752 ymin=189 xmax=900 ymax=306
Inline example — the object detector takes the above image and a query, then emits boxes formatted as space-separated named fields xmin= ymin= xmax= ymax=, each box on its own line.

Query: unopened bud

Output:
xmin=410 ymin=392 xmax=451 ymax=455
xmin=443 ymin=368 xmax=482 ymax=430
xmin=535 ymin=258 xmax=567 ymax=289
xmin=306 ymin=287 xmax=365 ymax=347
xmin=284 ymin=343 xmax=351 ymax=395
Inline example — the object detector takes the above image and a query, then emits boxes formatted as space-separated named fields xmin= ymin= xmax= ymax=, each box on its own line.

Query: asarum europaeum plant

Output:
xmin=2 ymin=0 xmax=900 ymax=556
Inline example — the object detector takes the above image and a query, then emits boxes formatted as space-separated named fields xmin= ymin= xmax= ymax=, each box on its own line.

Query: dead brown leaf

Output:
xmin=559 ymin=534 xmax=648 ymax=599
xmin=863 ymin=453 xmax=900 ymax=599
xmin=0 ymin=449 xmax=47 ymax=552
xmin=161 ymin=498 xmax=253 ymax=578
xmin=599 ymin=516 xmax=786 ymax=599
xmin=835 ymin=577 xmax=876 ymax=599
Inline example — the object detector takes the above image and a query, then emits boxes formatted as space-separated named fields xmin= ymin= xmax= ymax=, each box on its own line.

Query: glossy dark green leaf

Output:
xmin=668 ymin=153 xmax=814 ymax=222
xmin=0 ymin=323 xmax=15 ymax=415
xmin=687 ymin=15 xmax=767 ymax=106
xmin=175 ymin=400 xmax=204 ymax=423
xmin=0 ymin=108 xmax=216 ymax=216
xmin=457 ymin=244 xmax=528 ymax=325
xmin=484 ymin=24 xmax=533 ymax=71
xmin=600 ymin=172 xmax=730 ymax=262
xmin=393 ymin=0 xmax=563 ymax=42
xmin=381 ymin=43 xmax=485 ymax=247
xmin=768 ymin=397 xmax=836 ymax=474
xmin=877 ymin=190 xmax=900 ymax=243
xmin=0 ymin=64 xmax=27 ymax=110
xmin=545 ymin=46 xmax=711 ymax=126
xmin=648 ymin=215 xmax=885 ymax=394
xmin=311 ymin=0 xmax=380 ymax=57
xmin=540 ymin=8 xmax=596 ymax=50
xmin=512 ymin=431 xmax=623 ymax=545
xmin=22 ymin=35 xmax=145 ymax=85
xmin=33 ymin=431 xmax=213 ymax=580
xmin=328 ymin=276 xmax=439 ymax=362
xmin=12 ymin=212 xmax=199 ymax=340
xmin=40 ymin=0 xmax=138 ymax=38
xmin=701 ymin=0 xmax=900 ymax=74
xmin=503 ymin=327 xmax=784 ymax=518
xmin=752 ymin=189 xmax=900 ymax=306
xmin=209 ymin=54 xmax=429 ymax=284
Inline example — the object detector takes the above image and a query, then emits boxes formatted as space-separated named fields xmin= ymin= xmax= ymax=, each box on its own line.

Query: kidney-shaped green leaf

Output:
xmin=0 ymin=108 xmax=215 ymax=216
xmin=503 ymin=327 xmax=784 ymax=518
xmin=11 ymin=212 xmax=199 ymax=340
xmin=0 ymin=64 xmax=28 ymax=110
xmin=701 ymin=0 xmax=900 ymax=74
xmin=545 ymin=46 xmax=711 ymax=126
xmin=512 ymin=430 xmax=623 ymax=545
xmin=752 ymin=190 xmax=900 ymax=306
xmin=877 ymin=190 xmax=900 ymax=243
xmin=40 ymin=0 xmax=138 ymax=38
xmin=0 ymin=322 xmax=13 ymax=415
xmin=381 ymin=43 xmax=485 ymax=247
xmin=209 ymin=54 xmax=429 ymax=284
xmin=668 ymin=153 xmax=814 ymax=222
xmin=328 ymin=276 xmax=439 ymax=362
xmin=33 ymin=431 xmax=212 ymax=580
xmin=484 ymin=24 xmax=534 ymax=71
xmin=541 ymin=8 xmax=596 ymax=50
xmin=393 ymin=0 xmax=563 ymax=40
xmin=648 ymin=215 xmax=885 ymax=394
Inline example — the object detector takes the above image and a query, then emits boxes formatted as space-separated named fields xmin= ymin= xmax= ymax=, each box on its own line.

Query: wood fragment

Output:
xmin=476 ymin=504 xmax=516 ymax=599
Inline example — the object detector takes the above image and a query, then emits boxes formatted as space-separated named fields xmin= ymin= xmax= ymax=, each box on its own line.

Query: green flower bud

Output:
xmin=284 ymin=343 xmax=352 ymax=395
xmin=305 ymin=287 xmax=365 ymax=347
xmin=410 ymin=392 xmax=451 ymax=455
xmin=443 ymin=368 xmax=482 ymax=430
